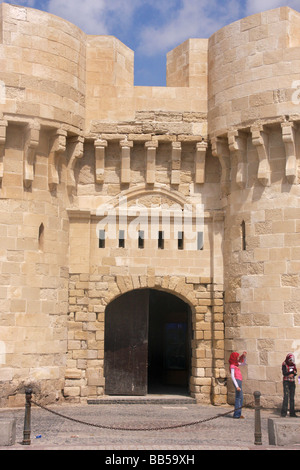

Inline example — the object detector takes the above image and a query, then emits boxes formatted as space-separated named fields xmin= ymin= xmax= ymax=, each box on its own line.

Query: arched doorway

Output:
xmin=104 ymin=289 xmax=192 ymax=396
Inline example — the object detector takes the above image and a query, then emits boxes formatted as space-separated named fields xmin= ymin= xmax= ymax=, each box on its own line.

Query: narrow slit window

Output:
xmin=38 ymin=223 xmax=44 ymax=251
xmin=138 ymin=230 xmax=144 ymax=249
xmin=197 ymin=232 xmax=204 ymax=251
xmin=158 ymin=231 xmax=164 ymax=249
xmin=99 ymin=230 xmax=105 ymax=248
xmin=119 ymin=230 xmax=125 ymax=248
xmin=178 ymin=231 xmax=184 ymax=250
xmin=241 ymin=221 xmax=246 ymax=251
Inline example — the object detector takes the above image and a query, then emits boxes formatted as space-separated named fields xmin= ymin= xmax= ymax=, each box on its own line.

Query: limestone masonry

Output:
xmin=0 ymin=3 xmax=300 ymax=409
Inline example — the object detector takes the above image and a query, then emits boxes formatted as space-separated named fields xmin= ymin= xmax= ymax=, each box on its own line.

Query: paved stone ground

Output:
xmin=0 ymin=398 xmax=299 ymax=451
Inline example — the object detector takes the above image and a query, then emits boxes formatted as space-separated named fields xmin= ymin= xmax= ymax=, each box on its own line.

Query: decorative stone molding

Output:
xmin=171 ymin=141 xmax=181 ymax=185
xmin=195 ymin=141 xmax=207 ymax=184
xmin=94 ymin=139 xmax=107 ymax=184
xmin=228 ymin=130 xmax=248 ymax=189
xmin=67 ymin=135 xmax=84 ymax=190
xmin=48 ymin=128 xmax=67 ymax=190
xmin=251 ymin=126 xmax=270 ymax=187
xmin=211 ymin=136 xmax=230 ymax=195
xmin=281 ymin=122 xmax=297 ymax=184
xmin=23 ymin=121 xmax=40 ymax=189
xmin=120 ymin=139 xmax=133 ymax=184
xmin=145 ymin=140 xmax=158 ymax=184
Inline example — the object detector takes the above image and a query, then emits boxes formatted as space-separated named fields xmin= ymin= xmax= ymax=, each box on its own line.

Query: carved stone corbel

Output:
xmin=48 ymin=128 xmax=67 ymax=190
xmin=228 ymin=130 xmax=247 ymax=189
xmin=281 ymin=122 xmax=297 ymax=184
xmin=23 ymin=121 xmax=40 ymax=188
xmin=120 ymin=139 xmax=133 ymax=184
xmin=67 ymin=135 xmax=84 ymax=190
xmin=251 ymin=126 xmax=270 ymax=186
xmin=171 ymin=141 xmax=181 ymax=185
xmin=94 ymin=139 xmax=107 ymax=184
xmin=145 ymin=140 xmax=158 ymax=184
xmin=195 ymin=141 xmax=207 ymax=184
xmin=211 ymin=136 xmax=230 ymax=195
xmin=0 ymin=119 xmax=8 ymax=184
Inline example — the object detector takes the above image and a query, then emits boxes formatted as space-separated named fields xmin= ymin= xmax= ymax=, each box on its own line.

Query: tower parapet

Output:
xmin=209 ymin=7 xmax=300 ymax=408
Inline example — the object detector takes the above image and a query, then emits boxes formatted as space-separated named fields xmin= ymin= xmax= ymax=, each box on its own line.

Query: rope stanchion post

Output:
xmin=254 ymin=391 xmax=262 ymax=446
xmin=22 ymin=388 xmax=32 ymax=445
xmin=30 ymin=398 xmax=252 ymax=432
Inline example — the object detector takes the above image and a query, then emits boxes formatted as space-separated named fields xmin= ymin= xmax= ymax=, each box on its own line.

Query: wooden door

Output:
xmin=104 ymin=289 xmax=149 ymax=395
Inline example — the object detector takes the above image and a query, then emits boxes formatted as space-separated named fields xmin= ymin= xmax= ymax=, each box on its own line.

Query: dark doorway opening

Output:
xmin=148 ymin=290 xmax=191 ymax=395
xmin=104 ymin=289 xmax=191 ymax=396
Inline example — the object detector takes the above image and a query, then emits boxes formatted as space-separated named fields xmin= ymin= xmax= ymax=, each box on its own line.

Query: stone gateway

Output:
xmin=0 ymin=3 xmax=299 ymax=410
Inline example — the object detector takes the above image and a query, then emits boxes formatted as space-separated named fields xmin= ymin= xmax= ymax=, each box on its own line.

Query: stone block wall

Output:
xmin=166 ymin=38 xmax=208 ymax=88
xmin=66 ymin=272 xmax=226 ymax=404
xmin=208 ymin=7 xmax=300 ymax=137
xmin=0 ymin=125 xmax=70 ymax=407
xmin=0 ymin=3 xmax=86 ymax=130
xmin=0 ymin=3 xmax=300 ymax=409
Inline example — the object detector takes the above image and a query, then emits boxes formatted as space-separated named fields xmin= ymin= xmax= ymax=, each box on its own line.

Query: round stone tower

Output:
xmin=0 ymin=3 xmax=85 ymax=405
xmin=208 ymin=7 xmax=300 ymax=408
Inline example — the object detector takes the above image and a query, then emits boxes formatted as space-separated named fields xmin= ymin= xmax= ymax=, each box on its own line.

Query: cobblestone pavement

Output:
xmin=0 ymin=398 xmax=299 ymax=451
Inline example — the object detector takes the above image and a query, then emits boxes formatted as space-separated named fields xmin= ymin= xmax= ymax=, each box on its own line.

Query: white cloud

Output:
xmin=8 ymin=0 xmax=300 ymax=58
xmin=245 ymin=0 xmax=300 ymax=15
xmin=138 ymin=0 xmax=243 ymax=56
xmin=47 ymin=0 xmax=117 ymax=34
xmin=45 ymin=0 xmax=141 ymax=35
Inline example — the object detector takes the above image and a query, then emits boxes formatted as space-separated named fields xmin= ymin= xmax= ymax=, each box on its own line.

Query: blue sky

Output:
xmin=3 ymin=0 xmax=300 ymax=86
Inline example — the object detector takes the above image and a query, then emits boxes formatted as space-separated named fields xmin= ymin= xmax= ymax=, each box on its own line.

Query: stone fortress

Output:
xmin=0 ymin=2 xmax=300 ymax=409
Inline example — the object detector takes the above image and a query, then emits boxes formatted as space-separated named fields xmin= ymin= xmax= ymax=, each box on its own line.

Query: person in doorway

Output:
xmin=281 ymin=353 xmax=298 ymax=417
xmin=229 ymin=351 xmax=247 ymax=419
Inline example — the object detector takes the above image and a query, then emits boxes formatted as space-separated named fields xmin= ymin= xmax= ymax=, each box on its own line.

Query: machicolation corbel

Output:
xmin=94 ymin=139 xmax=108 ymax=184
xmin=228 ymin=130 xmax=247 ymax=189
xmin=120 ymin=139 xmax=133 ymax=184
xmin=67 ymin=135 xmax=84 ymax=191
xmin=251 ymin=126 xmax=270 ymax=187
xmin=23 ymin=121 xmax=40 ymax=189
xmin=195 ymin=141 xmax=207 ymax=184
xmin=171 ymin=141 xmax=182 ymax=185
xmin=281 ymin=122 xmax=297 ymax=185
xmin=211 ymin=136 xmax=230 ymax=195
xmin=0 ymin=118 xmax=8 ymax=185
xmin=48 ymin=128 xmax=67 ymax=190
xmin=145 ymin=140 xmax=158 ymax=185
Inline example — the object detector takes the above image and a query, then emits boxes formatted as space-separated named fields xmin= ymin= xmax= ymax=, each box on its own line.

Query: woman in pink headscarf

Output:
xmin=281 ymin=353 xmax=298 ymax=417
xmin=229 ymin=351 xmax=247 ymax=419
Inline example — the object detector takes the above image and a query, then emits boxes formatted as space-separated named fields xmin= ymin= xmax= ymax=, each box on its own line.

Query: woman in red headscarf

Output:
xmin=229 ymin=351 xmax=247 ymax=419
xmin=281 ymin=353 xmax=298 ymax=417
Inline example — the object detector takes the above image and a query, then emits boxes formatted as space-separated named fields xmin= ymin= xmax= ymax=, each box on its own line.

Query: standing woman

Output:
xmin=281 ymin=353 xmax=298 ymax=417
xmin=229 ymin=351 xmax=247 ymax=419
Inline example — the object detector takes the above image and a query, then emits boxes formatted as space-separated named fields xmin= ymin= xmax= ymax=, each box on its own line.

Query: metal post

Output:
xmin=22 ymin=388 xmax=32 ymax=445
xmin=254 ymin=391 xmax=262 ymax=445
